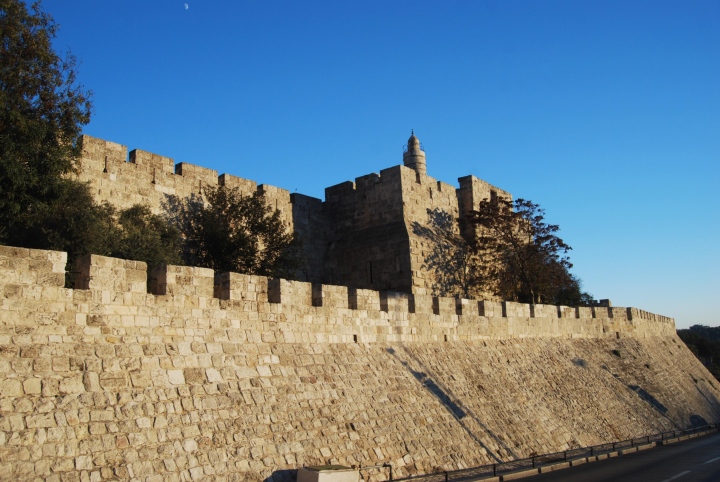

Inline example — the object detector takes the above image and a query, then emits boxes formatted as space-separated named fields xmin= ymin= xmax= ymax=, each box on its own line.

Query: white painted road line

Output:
xmin=703 ymin=456 xmax=720 ymax=464
xmin=660 ymin=470 xmax=691 ymax=482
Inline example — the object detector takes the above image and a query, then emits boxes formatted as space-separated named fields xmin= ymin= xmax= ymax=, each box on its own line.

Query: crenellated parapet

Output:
xmin=75 ymin=135 xmax=302 ymax=228
xmin=73 ymin=133 xmax=521 ymax=294
xmin=0 ymin=246 xmax=675 ymax=343
xmin=1 ymin=245 xmax=713 ymax=482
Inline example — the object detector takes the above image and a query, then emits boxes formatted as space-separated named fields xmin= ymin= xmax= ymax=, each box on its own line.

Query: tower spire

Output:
xmin=403 ymin=131 xmax=426 ymax=175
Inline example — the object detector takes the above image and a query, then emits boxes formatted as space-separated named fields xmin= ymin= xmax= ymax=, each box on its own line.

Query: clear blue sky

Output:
xmin=43 ymin=0 xmax=719 ymax=328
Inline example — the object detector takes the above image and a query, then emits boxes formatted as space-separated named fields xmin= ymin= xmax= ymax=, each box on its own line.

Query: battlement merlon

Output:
xmin=78 ymin=134 xmax=511 ymax=213
xmin=76 ymin=133 xmax=315 ymax=201
xmin=78 ymin=135 xmax=128 ymax=171
xmin=0 ymin=246 xmax=678 ymax=340
xmin=129 ymin=149 xmax=174 ymax=174
xmin=458 ymin=175 xmax=513 ymax=216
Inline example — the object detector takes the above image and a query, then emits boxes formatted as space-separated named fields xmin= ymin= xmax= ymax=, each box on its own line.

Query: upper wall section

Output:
xmin=458 ymin=175 xmax=512 ymax=216
xmin=73 ymin=135 xmax=513 ymax=292
xmin=74 ymin=135 xmax=299 ymax=228
xmin=0 ymin=246 xmax=675 ymax=342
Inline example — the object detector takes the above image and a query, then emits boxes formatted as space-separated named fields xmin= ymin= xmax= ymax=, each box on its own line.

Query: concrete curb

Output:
xmin=472 ymin=430 xmax=717 ymax=482
xmin=538 ymin=462 xmax=569 ymax=473
xmin=500 ymin=468 xmax=539 ymax=480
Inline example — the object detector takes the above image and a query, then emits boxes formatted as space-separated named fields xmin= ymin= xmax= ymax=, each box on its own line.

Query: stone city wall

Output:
xmin=2 ymin=246 xmax=718 ymax=482
xmin=73 ymin=135 xmax=514 ymax=294
xmin=75 ymin=136 xmax=294 ymax=226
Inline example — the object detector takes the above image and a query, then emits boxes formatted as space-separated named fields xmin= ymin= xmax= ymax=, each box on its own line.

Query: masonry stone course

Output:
xmin=72 ymin=133 xmax=514 ymax=295
xmin=1 ymin=135 xmax=715 ymax=480
xmin=0 ymin=246 xmax=717 ymax=481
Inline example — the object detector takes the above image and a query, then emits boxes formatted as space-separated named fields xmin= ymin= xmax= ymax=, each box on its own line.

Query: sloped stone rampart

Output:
xmin=1 ymin=246 xmax=718 ymax=482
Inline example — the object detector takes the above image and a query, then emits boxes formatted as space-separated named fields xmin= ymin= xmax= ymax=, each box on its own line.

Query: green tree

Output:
xmin=467 ymin=197 xmax=591 ymax=305
xmin=14 ymin=179 xmax=118 ymax=266
xmin=172 ymin=185 xmax=304 ymax=278
xmin=113 ymin=205 xmax=182 ymax=273
xmin=1 ymin=0 xmax=92 ymax=241
xmin=678 ymin=326 xmax=720 ymax=382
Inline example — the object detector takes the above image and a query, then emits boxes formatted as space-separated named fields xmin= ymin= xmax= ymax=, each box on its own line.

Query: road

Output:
xmin=530 ymin=432 xmax=720 ymax=482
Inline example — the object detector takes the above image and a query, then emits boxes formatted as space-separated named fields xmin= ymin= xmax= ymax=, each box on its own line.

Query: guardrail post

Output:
xmin=382 ymin=463 xmax=392 ymax=481
xmin=493 ymin=464 xmax=496 ymax=476
xmin=590 ymin=447 xmax=594 ymax=456
xmin=532 ymin=457 xmax=535 ymax=468
xmin=445 ymin=471 xmax=449 ymax=482
xmin=564 ymin=451 xmax=567 ymax=461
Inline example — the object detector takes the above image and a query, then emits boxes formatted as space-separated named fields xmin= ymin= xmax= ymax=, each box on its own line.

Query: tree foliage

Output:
xmin=12 ymin=179 xmax=117 ymax=265
xmin=461 ymin=197 xmax=593 ymax=305
xmin=0 ymin=0 xmax=92 ymax=241
xmin=171 ymin=185 xmax=304 ymax=278
xmin=112 ymin=205 xmax=182 ymax=272
xmin=413 ymin=208 xmax=489 ymax=299
xmin=0 ymin=2 xmax=302 ymax=283
xmin=678 ymin=325 xmax=720 ymax=383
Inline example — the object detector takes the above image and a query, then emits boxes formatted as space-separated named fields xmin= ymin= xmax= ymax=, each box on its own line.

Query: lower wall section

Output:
xmin=1 ymin=247 xmax=718 ymax=481
xmin=1 ymin=338 xmax=719 ymax=481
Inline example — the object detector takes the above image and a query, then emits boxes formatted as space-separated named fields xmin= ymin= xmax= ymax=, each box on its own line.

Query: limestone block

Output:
xmin=129 ymin=149 xmax=175 ymax=174
xmin=99 ymin=373 xmax=128 ymax=389
xmin=183 ymin=368 xmax=206 ymax=384
xmin=0 ymin=378 xmax=23 ymax=397
xmin=59 ymin=375 xmax=85 ymax=394
xmin=22 ymin=378 xmax=41 ymax=395
xmin=26 ymin=413 xmax=57 ymax=428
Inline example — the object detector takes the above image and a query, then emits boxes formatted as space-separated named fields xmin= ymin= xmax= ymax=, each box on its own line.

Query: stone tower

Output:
xmin=403 ymin=130 xmax=427 ymax=175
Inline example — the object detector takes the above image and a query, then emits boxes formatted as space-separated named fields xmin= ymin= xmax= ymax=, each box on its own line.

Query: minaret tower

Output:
xmin=403 ymin=130 xmax=427 ymax=176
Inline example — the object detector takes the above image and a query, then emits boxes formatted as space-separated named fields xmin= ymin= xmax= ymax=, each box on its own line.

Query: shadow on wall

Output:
xmin=264 ymin=469 xmax=297 ymax=482
xmin=602 ymin=365 xmax=677 ymax=427
xmin=689 ymin=415 xmax=709 ymax=428
xmin=410 ymin=369 xmax=467 ymax=420
xmin=572 ymin=358 xmax=587 ymax=367
xmin=386 ymin=346 xmax=516 ymax=463
xmin=627 ymin=385 xmax=668 ymax=415
xmin=693 ymin=383 xmax=720 ymax=425
xmin=411 ymin=208 xmax=480 ymax=299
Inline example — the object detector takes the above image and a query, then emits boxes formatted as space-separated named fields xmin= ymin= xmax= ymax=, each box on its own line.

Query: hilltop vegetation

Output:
xmin=678 ymin=325 xmax=720 ymax=382
xmin=420 ymin=199 xmax=593 ymax=306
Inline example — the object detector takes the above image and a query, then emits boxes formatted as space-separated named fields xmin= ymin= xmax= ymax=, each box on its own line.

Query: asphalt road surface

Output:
xmin=531 ymin=432 xmax=720 ymax=482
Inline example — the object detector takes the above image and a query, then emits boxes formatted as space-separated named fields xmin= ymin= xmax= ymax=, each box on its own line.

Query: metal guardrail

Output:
xmin=360 ymin=424 xmax=719 ymax=481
